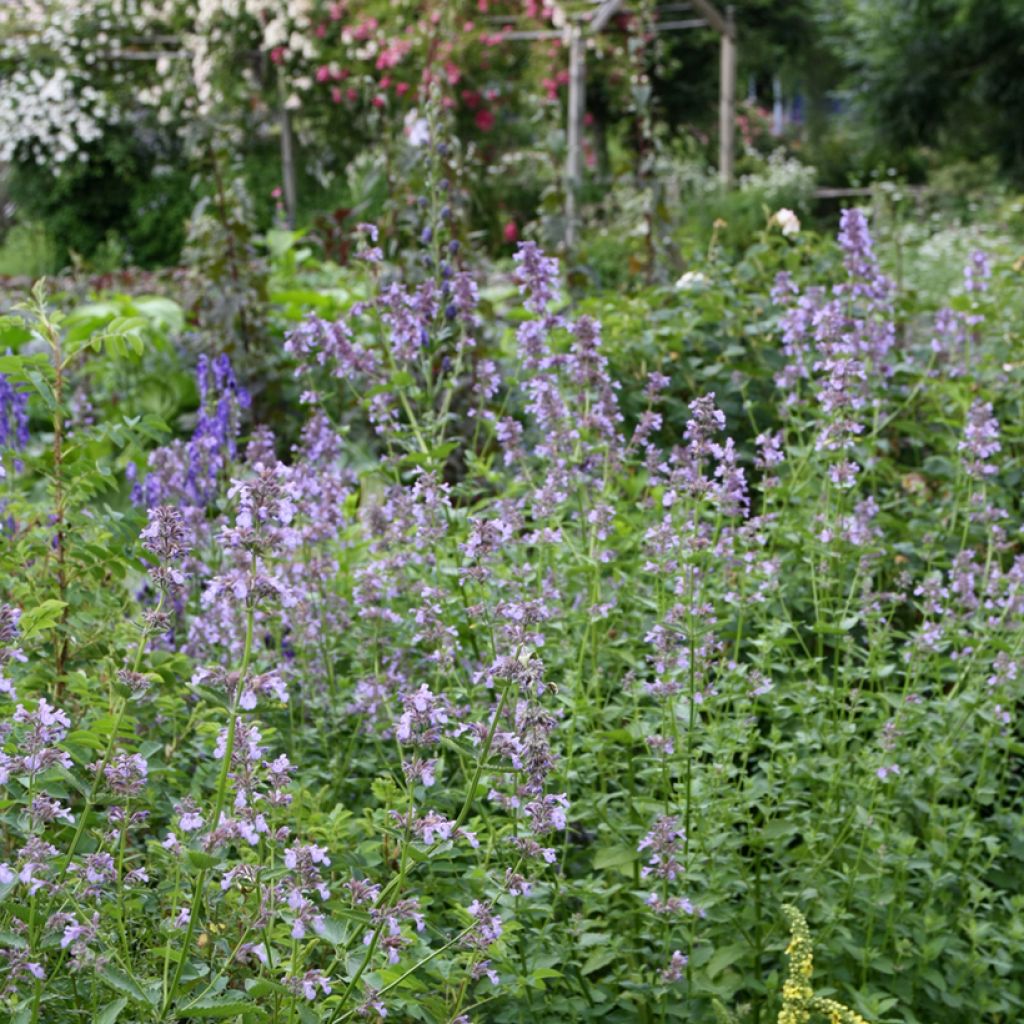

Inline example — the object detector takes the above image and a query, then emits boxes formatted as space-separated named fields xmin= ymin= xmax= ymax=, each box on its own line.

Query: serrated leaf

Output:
xmin=183 ymin=994 xmax=264 ymax=1018
xmin=97 ymin=965 xmax=157 ymax=1006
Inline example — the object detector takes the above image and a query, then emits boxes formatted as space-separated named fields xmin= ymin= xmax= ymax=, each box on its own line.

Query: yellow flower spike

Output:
xmin=776 ymin=907 xmax=874 ymax=1024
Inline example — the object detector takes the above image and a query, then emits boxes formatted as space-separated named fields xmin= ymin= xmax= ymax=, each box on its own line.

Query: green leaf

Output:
xmin=297 ymin=1007 xmax=320 ymax=1024
xmin=183 ymin=994 xmax=264 ymax=1018
xmin=313 ymin=917 xmax=349 ymax=945
xmin=593 ymin=845 xmax=636 ymax=871
xmin=133 ymin=295 xmax=185 ymax=333
xmin=245 ymin=978 xmax=291 ymax=999
xmin=18 ymin=599 xmax=68 ymax=639
xmin=187 ymin=849 xmax=222 ymax=870
xmin=96 ymin=997 xmax=129 ymax=1024
xmin=706 ymin=943 xmax=748 ymax=980
xmin=25 ymin=369 xmax=56 ymax=410
xmin=580 ymin=949 xmax=616 ymax=976
xmin=97 ymin=966 xmax=157 ymax=1006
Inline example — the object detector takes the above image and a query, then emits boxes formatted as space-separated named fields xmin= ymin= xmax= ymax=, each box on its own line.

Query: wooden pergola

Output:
xmin=502 ymin=0 xmax=737 ymax=245
xmin=50 ymin=1 xmax=737 ymax=238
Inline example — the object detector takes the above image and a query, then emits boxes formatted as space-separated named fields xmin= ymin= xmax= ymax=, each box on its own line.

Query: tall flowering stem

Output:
xmin=777 ymin=906 xmax=870 ymax=1024
xmin=160 ymin=553 xmax=257 ymax=1020
xmin=60 ymin=592 xmax=165 ymax=875
xmin=25 ymin=284 xmax=71 ymax=690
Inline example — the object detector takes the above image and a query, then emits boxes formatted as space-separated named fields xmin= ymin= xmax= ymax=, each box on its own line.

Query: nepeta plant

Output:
xmin=0 ymin=213 xmax=1020 ymax=1024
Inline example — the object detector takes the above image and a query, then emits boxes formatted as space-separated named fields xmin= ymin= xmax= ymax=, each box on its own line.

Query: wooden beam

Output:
xmin=589 ymin=0 xmax=625 ymax=34
xmin=689 ymin=0 xmax=731 ymax=37
xmin=499 ymin=29 xmax=563 ymax=40
xmin=718 ymin=5 xmax=736 ymax=187
xmin=654 ymin=18 xmax=706 ymax=30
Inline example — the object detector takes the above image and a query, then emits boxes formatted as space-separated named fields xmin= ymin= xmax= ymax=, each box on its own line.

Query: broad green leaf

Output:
xmin=97 ymin=966 xmax=157 ymax=1006
xmin=592 ymin=845 xmax=636 ymax=871
xmin=706 ymin=943 xmax=748 ymax=980
xmin=187 ymin=849 xmax=222 ymax=870
xmin=580 ymin=949 xmax=616 ymax=976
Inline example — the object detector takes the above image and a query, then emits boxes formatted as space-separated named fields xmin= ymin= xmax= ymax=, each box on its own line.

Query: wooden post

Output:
xmin=565 ymin=22 xmax=586 ymax=248
xmin=279 ymin=106 xmax=298 ymax=229
xmin=718 ymin=6 xmax=736 ymax=189
xmin=772 ymin=72 xmax=783 ymax=136
xmin=277 ymin=71 xmax=298 ymax=229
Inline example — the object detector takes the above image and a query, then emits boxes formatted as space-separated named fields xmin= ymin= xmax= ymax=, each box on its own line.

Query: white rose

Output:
xmin=675 ymin=270 xmax=707 ymax=291
xmin=771 ymin=208 xmax=801 ymax=237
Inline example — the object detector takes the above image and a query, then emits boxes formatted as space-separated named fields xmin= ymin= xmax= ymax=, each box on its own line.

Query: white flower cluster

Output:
xmin=0 ymin=0 xmax=157 ymax=169
xmin=0 ymin=0 xmax=432 ymax=172
xmin=739 ymin=148 xmax=816 ymax=205
xmin=0 ymin=66 xmax=111 ymax=166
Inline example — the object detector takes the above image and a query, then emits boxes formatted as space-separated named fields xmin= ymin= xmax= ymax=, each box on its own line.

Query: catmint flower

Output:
xmin=93 ymin=751 xmax=148 ymax=797
xmin=661 ymin=950 xmax=688 ymax=982
xmin=13 ymin=699 xmax=72 ymax=776
xmin=0 ymin=373 xmax=29 ymax=466
xmin=504 ymin=869 xmax=532 ymax=896
xmin=463 ymin=900 xmax=503 ymax=949
xmin=402 ymin=757 xmax=437 ymax=787
xmin=513 ymin=241 xmax=560 ymax=314
xmin=472 ymin=959 xmax=501 ymax=986
xmin=287 ymin=970 xmax=332 ymax=1000
xmin=344 ymin=878 xmax=382 ymax=906
xmin=876 ymin=764 xmax=900 ymax=781
xmin=60 ymin=913 xmax=101 ymax=968
xmin=77 ymin=851 xmax=116 ymax=890
xmin=639 ymin=816 xmax=686 ymax=881
xmin=523 ymin=793 xmax=569 ymax=834
xmin=174 ymin=799 xmax=204 ymax=832
xmin=356 ymin=987 xmax=388 ymax=1019
xmin=647 ymin=894 xmax=701 ymax=917
xmin=510 ymin=836 xmax=557 ymax=863
xmin=964 ymin=249 xmax=991 ymax=294
xmin=988 ymin=652 xmax=1019 ymax=688
xmin=0 ymin=604 xmax=23 ymax=696
xmin=959 ymin=400 xmax=1001 ymax=478
xmin=396 ymin=684 xmax=450 ymax=745
xmin=828 ymin=459 xmax=859 ymax=489
xmin=0 ymin=948 xmax=46 ymax=994
xmin=837 ymin=208 xmax=889 ymax=301
xmin=29 ymin=795 xmax=74 ymax=825
xmin=140 ymin=505 xmax=189 ymax=562
xmin=755 ymin=431 xmax=784 ymax=471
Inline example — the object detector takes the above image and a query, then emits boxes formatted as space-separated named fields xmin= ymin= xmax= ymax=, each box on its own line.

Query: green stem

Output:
xmin=160 ymin=567 xmax=256 ymax=1019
